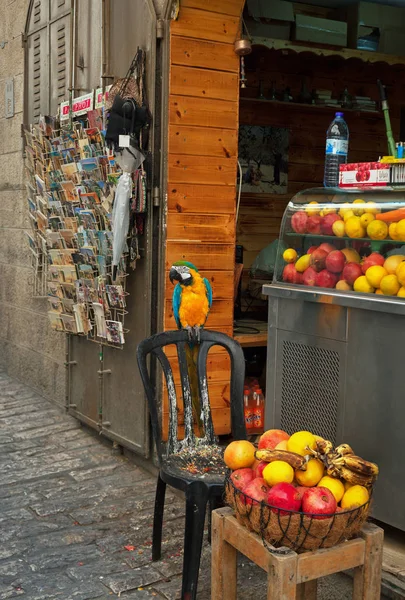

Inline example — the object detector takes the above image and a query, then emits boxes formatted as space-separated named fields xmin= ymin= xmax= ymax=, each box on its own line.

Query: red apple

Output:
xmin=325 ymin=250 xmax=345 ymax=274
xmin=307 ymin=215 xmax=322 ymax=234
xmin=230 ymin=468 xmax=255 ymax=491
xmin=310 ymin=248 xmax=328 ymax=272
xmin=307 ymin=246 xmax=318 ymax=255
xmin=258 ymin=429 xmax=290 ymax=450
xmin=302 ymin=487 xmax=337 ymax=519
xmin=254 ymin=461 xmax=267 ymax=479
xmin=242 ymin=478 xmax=270 ymax=505
xmin=321 ymin=214 xmax=342 ymax=236
xmin=342 ymin=262 xmax=362 ymax=286
xmin=291 ymin=211 xmax=308 ymax=234
xmin=267 ymin=483 xmax=302 ymax=515
xmin=318 ymin=243 xmax=337 ymax=254
xmin=302 ymin=267 xmax=317 ymax=286
xmin=361 ymin=252 xmax=385 ymax=274
xmin=315 ymin=270 xmax=338 ymax=289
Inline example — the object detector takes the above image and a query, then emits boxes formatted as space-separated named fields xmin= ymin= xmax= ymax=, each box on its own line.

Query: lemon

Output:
xmin=295 ymin=459 xmax=324 ymax=487
xmin=384 ymin=255 xmax=405 ymax=274
xmin=343 ymin=209 xmax=355 ymax=222
xmin=287 ymin=431 xmax=316 ymax=457
xmin=263 ymin=461 xmax=294 ymax=487
xmin=305 ymin=201 xmax=320 ymax=216
xmin=345 ymin=216 xmax=366 ymax=239
xmin=396 ymin=219 xmax=405 ymax=242
xmin=321 ymin=207 xmax=337 ymax=216
xmin=318 ymin=476 xmax=345 ymax=503
xmin=398 ymin=287 xmax=405 ymax=298
xmin=365 ymin=265 xmax=387 ymax=288
xmin=375 ymin=289 xmax=383 ymax=295
xmin=389 ymin=223 xmax=399 ymax=240
xmin=367 ymin=220 xmax=388 ymax=240
xmin=341 ymin=248 xmax=361 ymax=264
xmin=283 ymin=249 xmax=297 ymax=264
xmin=352 ymin=199 xmax=366 ymax=216
xmin=332 ymin=220 xmax=345 ymax=237
xmin=339 ymin=203 xmax=353 ymax=218
xmin=353 ymin=276 xmax=374 ymax=293
xmin=360 ymin=213 xmax=375 ymax=228
xmin=364 ymin=201 xmax=380 ymax=215
xmin=396 ymin=262 xmax=405 ymax=286
xmin=341 ymin=485 xmax=369 ymax=510
xmin=380 ymin=274 xmax=400 ymax=296
xmin=295 ymin=254 xmax=311 ymax=273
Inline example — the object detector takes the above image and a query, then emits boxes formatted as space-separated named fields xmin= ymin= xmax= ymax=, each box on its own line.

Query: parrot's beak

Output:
xmin=169 ymin=267 xmax=180 ymax=284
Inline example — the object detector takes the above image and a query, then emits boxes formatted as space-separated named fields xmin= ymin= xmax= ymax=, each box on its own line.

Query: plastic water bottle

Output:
xmin=324 ymin=112 xmax=349 ymax=187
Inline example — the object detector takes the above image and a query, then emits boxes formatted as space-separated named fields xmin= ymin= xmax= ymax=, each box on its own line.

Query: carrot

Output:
xmin=376 ymin=209 xmax=405 ymax=222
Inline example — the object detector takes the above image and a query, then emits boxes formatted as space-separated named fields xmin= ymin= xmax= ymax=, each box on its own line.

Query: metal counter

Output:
xmin=263 ymin=283 xmax=405 ymax=531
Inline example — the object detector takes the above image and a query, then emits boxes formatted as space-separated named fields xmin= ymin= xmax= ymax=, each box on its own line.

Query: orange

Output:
xmin=224 ymin=440 xmax=256 ymax=470
xmin=263 ymin=461 xmax=294 ymax=486
xmin=341 ymin=485 xmax=369 ymax=510
xmin=287 ymin=431 xmax=316 ymax=456
xmin=318 ymin=476 xmax=345 ymax=502
xmin=295 ymin=459 xmax=324 ymax=487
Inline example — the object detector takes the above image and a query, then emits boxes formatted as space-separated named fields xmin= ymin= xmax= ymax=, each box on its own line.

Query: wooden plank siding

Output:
xmin=163 ymin=0 xmax=245 ymax=437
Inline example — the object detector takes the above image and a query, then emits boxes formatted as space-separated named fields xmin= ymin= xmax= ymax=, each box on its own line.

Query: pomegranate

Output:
xmin=242 ymin=478 xmax=270 ymax=505
xmin=307 ymin=246 xmax=318 ymax=255
xmin=267 ymin=483 xmax=302 ymax=515
xmin=258 ymin=429 xmax=290 ymax=450
xmin=291 ymin=211 xmax=308 ymax=234
xmin=230 ymin=468 xmax=255 ymax=491
xmin=310 ymin=248 xmax=328 ymax=272
xmin=325 ymin=250 xmax=345 ymax=274
xmin=361 ymin=252 xmax=385 ymax=274
xmin=302 ymin=267 xmax=317 ymax=286
xmin=342 ymin=262 xmax=362 ymax=286
xmin=318 ymin=243 xmax=337 ymax=254
xmin=321 ymin=214 xmax=342 ymax=236
xmin=301 ymin=487 xmax=337 ymax=519
xmin=254 ymin=461 xmax=267 ymax=479
xmin=307 ymin=215 xmax=322 ymax=234
xmin=315 ymin=270 xmax=338 ymax=289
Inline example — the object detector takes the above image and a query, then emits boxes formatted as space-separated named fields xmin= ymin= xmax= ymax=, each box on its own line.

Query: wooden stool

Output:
xmin=211 ymin=507 xmax=383 ymax=600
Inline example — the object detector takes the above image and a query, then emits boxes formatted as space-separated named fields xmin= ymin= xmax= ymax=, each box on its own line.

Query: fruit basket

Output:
xmin=275 ymin=188 xmax=405 ymax=297
xmin=225 ymin=474 xmax=371 ymax=553
xmin=223 ymin=431 xmax=378 ymax=553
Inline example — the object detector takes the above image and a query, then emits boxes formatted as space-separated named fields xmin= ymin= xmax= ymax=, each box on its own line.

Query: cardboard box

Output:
xmin=246 ymin=0 xmax=294 ymax=22
xmin=339 ymin=162 xmax=390 ymax=188
xmin=294 ymin=14 xmax=347 ymax=47
xmin=347 ymin=2 xmax=405 ymax=52
xmin=247 ymin=17 xmax=291 ymax=41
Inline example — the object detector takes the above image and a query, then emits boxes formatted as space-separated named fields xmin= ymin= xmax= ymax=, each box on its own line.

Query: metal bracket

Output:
xmin=157 ymin=20 xmax=164 ymax=39
xmin=97 ymin=369 xmax=112 ymax=375
xmin=153 ymin=186 xmax=160 ymax=207
xmin=102 ymin=421 xmax=111 ymax=427
xmin=65 ymin=360 xmax=77 ymax=367
xmin=69 ymin=404 xmax=77 ymax=409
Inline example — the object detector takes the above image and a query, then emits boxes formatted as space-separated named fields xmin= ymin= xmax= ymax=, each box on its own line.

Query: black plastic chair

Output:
xmin=137 ymin=329 xmax=246 ymax=600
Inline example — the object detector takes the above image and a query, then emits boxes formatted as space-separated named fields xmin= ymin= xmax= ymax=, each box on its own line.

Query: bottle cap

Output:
xmin=336 ymin=111 xmax=344 ymax=118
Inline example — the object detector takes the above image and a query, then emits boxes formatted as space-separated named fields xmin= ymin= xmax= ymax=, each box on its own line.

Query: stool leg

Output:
xmin=296 ymin=580 xmax=317 ymax=600
xmin=267 ymin=552 xmax=298 ymax=600
xmin=353 ymin=523 xmax=384 ymax=600
xmin=211 ymin=509 xmax=237 ymax=600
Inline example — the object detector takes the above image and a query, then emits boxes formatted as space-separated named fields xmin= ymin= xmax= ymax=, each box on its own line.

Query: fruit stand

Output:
xmin=263 ymin=187 xmax=405 ymax=531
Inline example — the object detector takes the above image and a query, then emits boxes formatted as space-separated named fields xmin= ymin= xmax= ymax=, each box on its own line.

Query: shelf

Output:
xmin=240 ymin=97 xmax=380 ymax=118
xmin=234 ymin=332 xmax=268 ymax=348
xmin=285 ymin=232 xmax=405 ymax=246
xmin=251 ymin=36 xmax=405 ymax=67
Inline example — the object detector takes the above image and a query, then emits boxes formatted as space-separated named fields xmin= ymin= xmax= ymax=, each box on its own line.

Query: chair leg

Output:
xmin=152 ymin=474 xmax=166 ymax=561
xmin=181 ymin=482 xmax=209 ymax=600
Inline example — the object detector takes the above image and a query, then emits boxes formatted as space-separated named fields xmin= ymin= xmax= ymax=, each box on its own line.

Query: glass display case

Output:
xmin=275 ymin=188 xmax=405 ymax=298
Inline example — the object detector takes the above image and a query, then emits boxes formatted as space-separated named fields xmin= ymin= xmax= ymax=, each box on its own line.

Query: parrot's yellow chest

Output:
xmin=178 ymin=276 xmax=209 ymax=328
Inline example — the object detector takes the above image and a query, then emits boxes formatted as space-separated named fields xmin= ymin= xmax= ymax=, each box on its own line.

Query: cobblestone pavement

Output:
xmin=0 ymin=370 xmax=386 ymax=600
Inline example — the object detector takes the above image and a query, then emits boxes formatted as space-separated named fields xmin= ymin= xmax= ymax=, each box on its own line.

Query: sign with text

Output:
xmin=60 ymin=92 xmax=94 ymax=121
xmin=95 ymin=85 xmax=111 ymax=109
xmin=5 ymin=78 xmax=14 ymax=119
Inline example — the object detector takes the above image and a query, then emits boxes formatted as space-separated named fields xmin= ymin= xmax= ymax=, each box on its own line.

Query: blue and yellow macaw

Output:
xmin=169 ymin=261 xmax=212 ymax=434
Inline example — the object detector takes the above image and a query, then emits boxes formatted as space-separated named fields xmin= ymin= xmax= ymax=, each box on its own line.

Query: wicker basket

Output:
xmin=225 ymin=476 xmax=371 ymax=553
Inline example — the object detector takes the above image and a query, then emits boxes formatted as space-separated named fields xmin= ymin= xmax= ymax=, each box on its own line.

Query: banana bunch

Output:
xmin=308 ymin=440 xmax=378 ymax=487
xmin=255 ymin=449 xmax=307 ymax=471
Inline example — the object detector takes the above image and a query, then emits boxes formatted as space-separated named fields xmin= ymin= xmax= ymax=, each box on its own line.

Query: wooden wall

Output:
xmin=163 ymin=0 xmax=245 ymax=436
xmin=238 ymin=48 xmax=404 ymax=269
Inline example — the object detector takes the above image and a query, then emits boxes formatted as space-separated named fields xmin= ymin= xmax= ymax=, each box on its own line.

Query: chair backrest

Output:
xmin=137 ymin=329 xmax=247 ymax=462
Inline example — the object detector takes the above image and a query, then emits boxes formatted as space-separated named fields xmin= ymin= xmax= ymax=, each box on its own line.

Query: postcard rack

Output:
xmin=24 ymin=114 xmax=143 ymax=349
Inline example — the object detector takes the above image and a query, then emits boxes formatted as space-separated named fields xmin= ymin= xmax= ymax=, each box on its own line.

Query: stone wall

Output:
xmin=0 ymin=0 xmax=66 ymax=405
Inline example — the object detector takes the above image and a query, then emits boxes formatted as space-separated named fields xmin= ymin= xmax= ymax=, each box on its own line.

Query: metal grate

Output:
xmin=280 ymin=341 xmax=340 ymax=444
xmin=56 ymin=23 xmax=66 ymax=102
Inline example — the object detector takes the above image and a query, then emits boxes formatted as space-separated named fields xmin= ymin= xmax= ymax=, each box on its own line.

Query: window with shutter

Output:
xmin=25 ymin=0 xmax=72 ymax=124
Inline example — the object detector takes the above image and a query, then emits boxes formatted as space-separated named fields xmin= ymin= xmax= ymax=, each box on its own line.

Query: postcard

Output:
xmin=64 ymin=217 xmax=78 ymax=232
xmin=47 ymin=281 xmax=63 ymax=299
xmin=48 ymin=311 xmax=64 ymax=332
xmin=78 ymin=210 xmax=97 ymax=230
xmin=48 ymin=249 xmax=63 ymax=265
xmin=60 ymin=229 xmax=76 ymax=249
xmin=46 ymin=232 xmax=64 ymax=250
xmin=60 ymin=313 xmax=78 ymax=334
xmin=61 ymin=265 xmax=78 ymax=283
xmin=61 ymin=162 xmax=79 ymax=183
xmin=79 ymin=246 xmax=96 ymax=263
xmin=48 ymin=265 xmax=62 ymax=282
xmin=73 ymin=303 xmax=92 ymax=335
xmin=61 ymin=282 xmax=76 ymax=301
xmin=36 ymin=210 xmax=48 ymax=233
xmin=25 ymin=233 xmax=37 ymax=256
xmin=60 ymin=180 xmax=79 ymax=203
xmin=48 ymin=297 xmax=63 ymax=314
xmin=78 ymin=264 xmax=94 ymax=279
xmin=106 ymin=284 xmax=126 ymax=309
xmin=92 ymin=302 xmax=107 ymax=338
xmin=106 ymin=320 xmax=125 ymax=345
xmin=96 ymin=255 xmax=107 ymax=277
xmin=61 ymin=298 xmax=75 ymax=314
